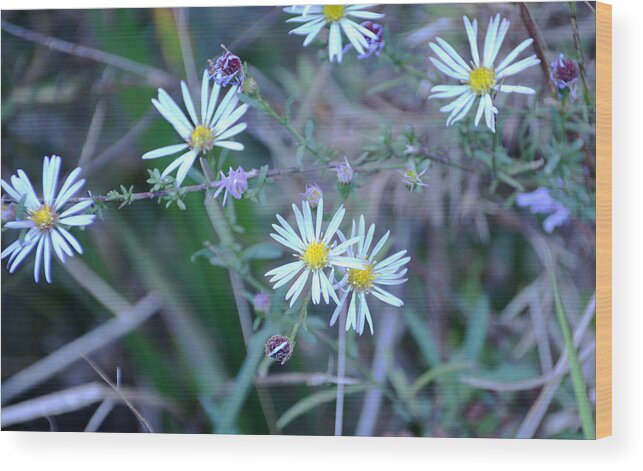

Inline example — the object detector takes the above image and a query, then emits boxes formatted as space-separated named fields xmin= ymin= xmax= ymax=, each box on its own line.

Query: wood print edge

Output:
xmin=595 ymin=1 xmax=612 ymax=440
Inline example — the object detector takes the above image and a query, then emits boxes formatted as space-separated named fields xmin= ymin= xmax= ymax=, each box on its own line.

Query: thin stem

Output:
xmin=334 ymin=304 xmax=347 ymax=436
xmin=546 ymin=252 xmax=595 ymax=439
xmin=288 ymin=289 xmax=312 ymax=345
xmin=569 ymin=2 xmax=592 ymax=107
xmin=256 ymin=97 xmax=326 ymax=161
xmin=519 ymin=4 xmax=556 ymax=94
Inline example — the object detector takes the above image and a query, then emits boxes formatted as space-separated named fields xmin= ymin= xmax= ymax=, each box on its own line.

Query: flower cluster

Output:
xmin=266 ymin=200 xmax=409 ymax=334
xmin=142 ymin=70 xmax=248 ymax=187
xmin=429 ymin=15 xmax=540 ymax=132
xmin=284 ymin=4 xmax=384 ymax=63
xmin=1 ymin=156 xmax=95 ymax=283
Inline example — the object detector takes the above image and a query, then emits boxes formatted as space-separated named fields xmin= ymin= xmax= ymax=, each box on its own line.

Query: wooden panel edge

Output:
xmin=595 ymin=1 xmax=612 ymax=439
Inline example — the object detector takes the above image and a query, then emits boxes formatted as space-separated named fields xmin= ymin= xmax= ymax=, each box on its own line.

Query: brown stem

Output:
xmin=519 ymin=4 xmax=556 ymax=95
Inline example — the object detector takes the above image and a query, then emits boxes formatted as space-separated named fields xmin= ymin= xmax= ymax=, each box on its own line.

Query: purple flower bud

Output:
xmin=335 ymin=157 xmax=354 ymax=184
xmin=300 ymin=183 xmax=323 ymax=208
xmin=265 ymin=335 xmax=292 ymax=365
xmin=550 ymin=54 xmax=579 ymax=98
xmin=253 ymin=292 xmax=271 ymax=313
xmin=213 ymin=167 xmax=253 ymax=206
xmin=208 ymin=48 xmax=244 ymax=87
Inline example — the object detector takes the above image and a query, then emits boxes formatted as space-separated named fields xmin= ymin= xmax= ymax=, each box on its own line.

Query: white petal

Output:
xmin=59 ymin=199 xmax=93 ymax=218
xmin=496 ymin=38 xmax=534 ymax=73
xmin=429 ymin=57 xmax=468 ymax=81
xmin=58 ymin=214 xmax=95 ymax=227
xmin=43 ymin=233 xmax=52 ymax=283
xmin=322 ymin=206 xmax=345 ymax=245
xmin=463 ymin=16 xmax=480 ymax=67
xmin=142 ymin=143 xmax=189 ymax=160
xmin=52 ymin=167 xmax=81 ymax=210
xmin=181 ymin=81 xmax=199 ymax=127
xmin=214 ymin=140 xmax=244 ymax=151
xmin=371 ymin=286 xmax=404 ymax=307
xmin=175 ymin=151 xmax=198 ymax=187
xmin=483 ymin=14 xmax=501 ymax=68
xmin=57 ymin=226 xmax=83 ymax=254
xmin=430 ymin=41 xmax=470 ymax=77
xmin=330 ymin=289 xmax=350 ymax=326
xmin=311 ymin=271 xmax=321 ymax=304
xmin=495 ymin=84 xmax=536 ymax=94
xmin=328 ymin=22 xmax=343 ymax=63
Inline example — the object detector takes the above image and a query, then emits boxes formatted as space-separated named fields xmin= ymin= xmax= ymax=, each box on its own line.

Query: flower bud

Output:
xmin=253 ymin=292 xmax=271 ymax=313
xmin=265 ymin=335 xmax=292 ymax=365
xmin=335 ymin=157 xmax=354 ymax=185
xmin=207 ymin=47 xmax=244 ymax=87
xmin=300 ymin=183 xmax=323 ymax=208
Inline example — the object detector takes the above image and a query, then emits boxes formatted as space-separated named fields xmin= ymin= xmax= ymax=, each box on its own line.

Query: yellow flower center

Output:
xmin=348 ymin=263 xmax=377 ymax=291
xmin=301 ymin=241 xmax=329 ymax=270
xmin=323 ymin=5 xmax=345 ymax=22
xmin=189 ymin=125 xmax=215 ymax=153
xmin=468 ymin=67 xmax=496 ymax=95
xmin=30 ymin=204 xmax=58 ymax=231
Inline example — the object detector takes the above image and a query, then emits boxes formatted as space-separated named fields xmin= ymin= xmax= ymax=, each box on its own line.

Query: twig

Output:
xmin=519 ymin=4 xmax=556 ymax=94
xmin=82 ymin=355 xmax=154 ymax=433
xmin=1 ymin=20 xmax=176 ymax=88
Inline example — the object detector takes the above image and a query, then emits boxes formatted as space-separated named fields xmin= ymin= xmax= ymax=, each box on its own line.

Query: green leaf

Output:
xmin=241 ymin=243 xmax=283 ymax=261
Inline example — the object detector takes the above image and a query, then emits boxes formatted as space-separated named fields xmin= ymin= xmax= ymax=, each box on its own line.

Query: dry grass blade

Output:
xmin=1 ymin=20 xmax=176 ymax=88
xmin=1 ymin=382 xmax=169 ymax=428
xmin=81 ymin=355 xmax=154 ymax=433
xmin=1 ymin=293 xmax=160 ymax=404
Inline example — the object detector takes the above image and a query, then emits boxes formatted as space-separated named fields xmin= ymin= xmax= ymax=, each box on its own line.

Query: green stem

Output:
xmin=546 ymin=252 xmax=595 ymax=439
xmin=258 ymin=98 xmax=325 ymax=161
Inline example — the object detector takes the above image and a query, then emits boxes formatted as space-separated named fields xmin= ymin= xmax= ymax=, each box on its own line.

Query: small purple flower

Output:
xmin=550 ymin=54 xmax=579 ymax=99
xmin=516 ymin=187 xmax=570 ymax=233
xmin=358 ymin=21 xmax=385 ymax=59
xmin=300 ymin=183 xmax=323 ymax=208
xmin=213 ymin=167 xmax=253 ymax=206
xmin=397 ymin=164 xmax=428 ymax=191
xmin=208 ymin=48 xmax=244 ymax=87
xmin=335 ymin=157 xmax=354 ymax=185
xmin=253 ymin=292 xmax=271 ymax=313
xmin=1 ymin=196 xmax=16 ymax=223
xmin=342 ymin=21 xmax=385 ymax=59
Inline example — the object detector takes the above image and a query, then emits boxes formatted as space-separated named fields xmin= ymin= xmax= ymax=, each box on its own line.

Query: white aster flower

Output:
xmin=142 ymin=69 xmax=248 ymax=186
xmin=1 ymin=156 xmax=95 ymax=283
xmin=331 ymin=216 xmax=409 ymax=335
xmin=429 ymin=14 xmax=540 ymax=132
xmin=284 ymin=4 xmax=384 ymax=63
xmin=266 ymin=199 xmax=365 ymax=307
